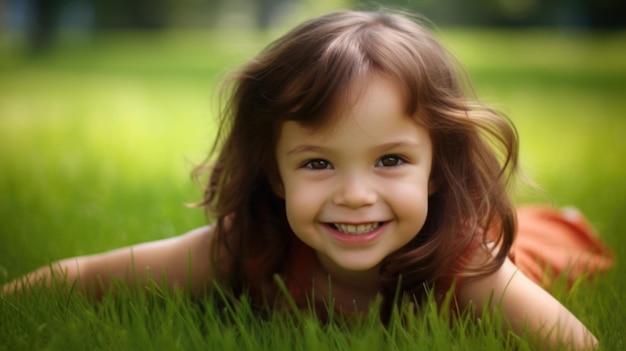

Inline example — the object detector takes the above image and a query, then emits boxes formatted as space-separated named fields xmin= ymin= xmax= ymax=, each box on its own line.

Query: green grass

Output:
xmin=0 ymin=282 xmax=523 ymax=350
xmin=1 ymin=27 xmax=625 ymax=350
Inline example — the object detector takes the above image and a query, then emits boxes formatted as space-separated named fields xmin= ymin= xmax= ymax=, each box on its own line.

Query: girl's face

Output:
xmin=275 ymin=74 xmax=434 ymax=283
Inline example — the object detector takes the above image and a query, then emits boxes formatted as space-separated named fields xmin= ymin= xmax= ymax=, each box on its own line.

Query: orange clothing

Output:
xmin=510 ymin=206 xmax=613 ymax=289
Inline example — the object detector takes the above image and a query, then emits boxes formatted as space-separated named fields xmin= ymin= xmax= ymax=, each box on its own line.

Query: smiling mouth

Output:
xmin=331 ymin=222 xmax=383 ymax=235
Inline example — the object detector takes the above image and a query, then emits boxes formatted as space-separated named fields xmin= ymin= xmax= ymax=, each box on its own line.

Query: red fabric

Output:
xmin=510 ymin=206 xmax=613 ymax=289
xmin=283 ymin=239 xmax=317 ymax=304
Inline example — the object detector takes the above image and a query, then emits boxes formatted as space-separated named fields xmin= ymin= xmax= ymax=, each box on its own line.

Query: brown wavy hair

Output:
xmin=194 ymin=10 xmax=519 ymax=314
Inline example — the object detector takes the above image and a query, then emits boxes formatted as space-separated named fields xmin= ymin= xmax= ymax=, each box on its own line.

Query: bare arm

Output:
xmin=458 ymin=257 xmax=598 ymax=350
xmin=2 ymin=225 xmax=216 ymax=298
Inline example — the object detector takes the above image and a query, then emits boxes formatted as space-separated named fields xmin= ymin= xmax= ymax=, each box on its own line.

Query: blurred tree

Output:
xmin=29 ymin=0 xmax=63 ymax=52
xmin=352 ymin=0 xmax=626 ymax=28
xmin=93 ymin=0 xmax=170 ymax=29
xmin=588 ymin=0 xmax=626 ymax=28
xmin=257 ymin=0 xmax=293 ymax=29
xmin=7 ymin=0 xmax=625 ymax=55
xmin=168 ymin=0 xmax=222 ymax=27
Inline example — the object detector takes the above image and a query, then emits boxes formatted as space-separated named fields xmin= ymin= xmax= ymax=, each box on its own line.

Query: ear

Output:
xmin=428 ymin=177 xmax=439 ymax=196
xmin=267 ymin=167 xmax=285 ymax=198
xmin=272 ymin=180 xmax=285 ymax=198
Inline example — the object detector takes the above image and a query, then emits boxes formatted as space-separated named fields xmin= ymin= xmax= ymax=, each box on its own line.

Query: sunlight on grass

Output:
xmin=0 ymin=71 xmax=214 ymax=181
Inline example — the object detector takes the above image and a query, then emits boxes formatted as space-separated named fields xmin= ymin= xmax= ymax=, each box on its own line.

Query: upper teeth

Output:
xmin=334 ymin=223 xmax=380 ymax=235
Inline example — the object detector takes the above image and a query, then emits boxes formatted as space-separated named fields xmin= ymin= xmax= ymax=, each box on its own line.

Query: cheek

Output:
xmin=387 ymin=180 xmax=430 ymax=223
xmin=283 ymin=181 xmax=324 ymax=225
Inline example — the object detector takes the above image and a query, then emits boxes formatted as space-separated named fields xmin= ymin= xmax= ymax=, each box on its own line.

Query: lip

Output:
xmin=323 ymin=221 xmax=389 ymax=245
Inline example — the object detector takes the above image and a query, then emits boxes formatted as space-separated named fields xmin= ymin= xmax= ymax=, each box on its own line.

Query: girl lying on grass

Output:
xmin=2 ymin=9 xmax=612 ymax=350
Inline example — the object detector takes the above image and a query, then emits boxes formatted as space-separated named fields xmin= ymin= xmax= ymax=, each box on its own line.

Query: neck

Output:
xmin=316 ymin=254 xmax=381 ymax=293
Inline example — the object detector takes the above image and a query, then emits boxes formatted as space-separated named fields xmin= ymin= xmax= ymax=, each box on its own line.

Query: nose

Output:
xmin=332 ymin=173 xmax=377 ymax=209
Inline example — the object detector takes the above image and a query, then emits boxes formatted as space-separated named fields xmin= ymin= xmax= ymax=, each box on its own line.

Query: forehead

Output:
xmin=277 ymin=74 xmax=429 ymax=150
xmin=293 ymin=73 xmax=412 ymax=136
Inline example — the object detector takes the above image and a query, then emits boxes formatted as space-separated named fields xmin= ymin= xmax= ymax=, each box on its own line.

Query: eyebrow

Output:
xmin=286 ymin=145 xmax=329 ymax=156
xmin=285 ymin=140 xmax=423 ymax=156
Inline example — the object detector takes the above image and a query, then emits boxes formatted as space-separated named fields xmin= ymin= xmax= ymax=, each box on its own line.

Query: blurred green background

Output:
xmin=0 ymin=0 xmax=624 ymax=288
xmin=0 ymin=0 xmax=625 ymax=349
xmin=3 ymin=0 xmax=626 ymax=53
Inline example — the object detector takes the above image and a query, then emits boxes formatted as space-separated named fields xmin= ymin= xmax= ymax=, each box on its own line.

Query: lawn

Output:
xmin=0 ymin=25 xmax=624 ymax=350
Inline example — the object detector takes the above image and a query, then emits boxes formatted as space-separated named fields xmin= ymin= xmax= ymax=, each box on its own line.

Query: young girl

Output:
xmin=2 ymin=9 xmax=612 ymax=350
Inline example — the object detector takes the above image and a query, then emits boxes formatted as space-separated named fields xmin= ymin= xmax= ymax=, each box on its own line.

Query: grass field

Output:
xmin=0 ymin=25 xmax=625 ymax=350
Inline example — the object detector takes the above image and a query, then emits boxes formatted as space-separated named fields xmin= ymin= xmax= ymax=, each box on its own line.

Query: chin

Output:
xmin=336 ymin=260 xmax=382 ymax=273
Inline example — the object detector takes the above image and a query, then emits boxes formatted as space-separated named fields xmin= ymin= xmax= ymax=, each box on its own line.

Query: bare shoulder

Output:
xmin=457 ymin=252 xmax=598 ymax=350
xmin=456 ymin=253 xmax=519 ymax=309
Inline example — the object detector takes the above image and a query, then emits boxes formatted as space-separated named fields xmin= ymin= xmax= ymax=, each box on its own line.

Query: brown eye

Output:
xmin=305 ymin=159 xmax=332 ymax=170
xmin=377 ymin=155 xmax=404 ymax=167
